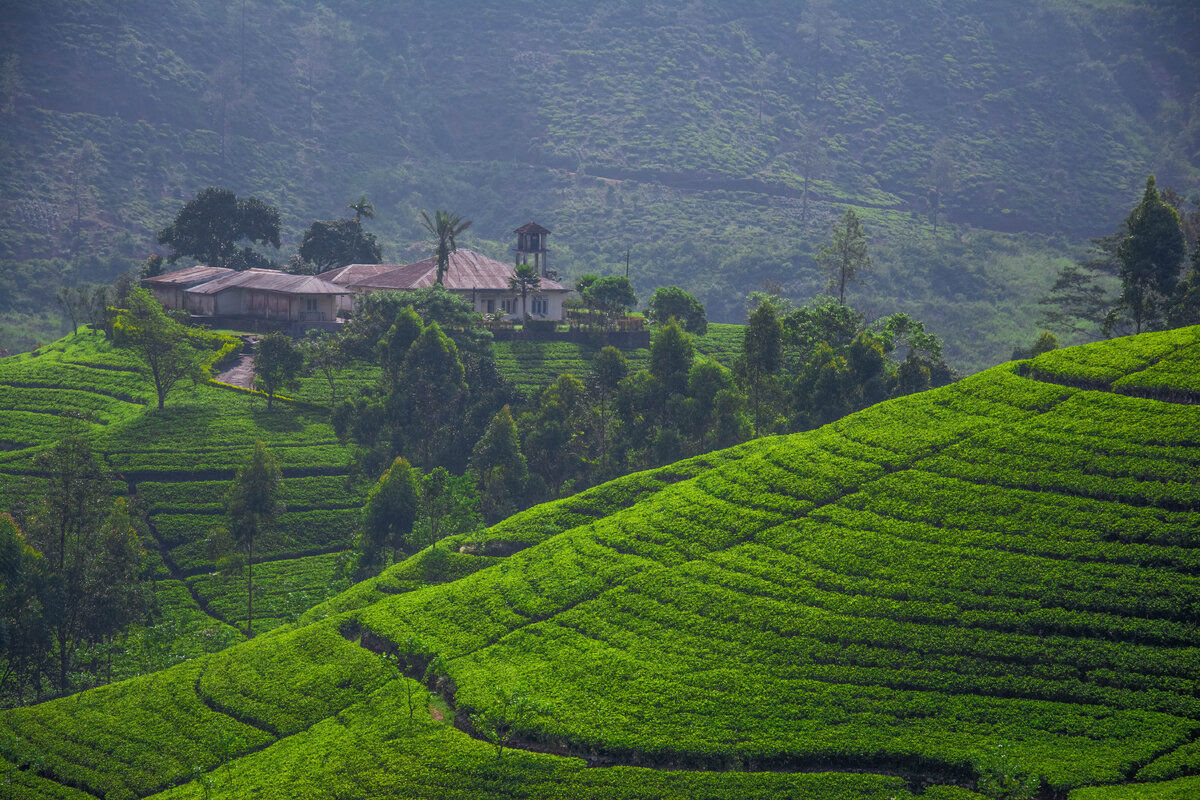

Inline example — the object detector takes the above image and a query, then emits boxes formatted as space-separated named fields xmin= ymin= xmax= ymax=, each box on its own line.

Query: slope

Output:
xmin=3 ymin=327 xmax=1200 ymax=799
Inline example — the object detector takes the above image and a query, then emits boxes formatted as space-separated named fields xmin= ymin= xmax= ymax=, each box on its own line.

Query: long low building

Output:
xmin=143 ymin=266 xmax=349 ymax=327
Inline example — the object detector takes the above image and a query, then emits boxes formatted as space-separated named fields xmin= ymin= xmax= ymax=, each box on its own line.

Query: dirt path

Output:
xmin=216 ymin=337 xmax=258 ymax=388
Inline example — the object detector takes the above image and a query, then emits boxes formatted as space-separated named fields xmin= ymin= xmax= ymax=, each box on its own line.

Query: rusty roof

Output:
xmin=320 ymin=263 xmax=399 ymax=285
xmin=514 ymin=221 xmax=551 ymax=235
xmin=142 ymin=265 xmax=234 ymax=286
xmin=184 ymin=269 xmax=349 ymax=296
xmin=344 ymin=249 xmax=568 ymax=293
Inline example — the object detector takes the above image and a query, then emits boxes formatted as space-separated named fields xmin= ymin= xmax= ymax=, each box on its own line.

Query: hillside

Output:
xmin=2 ymin=0 xmax=1199 ymax=365
xmin=3 ymin=327 xmax=1199 ymax=798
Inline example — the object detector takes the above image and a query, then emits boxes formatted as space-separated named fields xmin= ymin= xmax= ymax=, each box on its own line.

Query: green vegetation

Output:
xmin=3 ymin=1 xmax=1198 ymax=368
xmin=1 ymin=327 xmax=1197 ymax=797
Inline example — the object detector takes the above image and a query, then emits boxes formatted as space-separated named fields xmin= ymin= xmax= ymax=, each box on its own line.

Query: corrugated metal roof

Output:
xmin=143 ymin=265 xmax=234 ymax=286
xmin=345 ymin=249 xmax=568 ymax=293
xmin=514 ymin=221 xmax=551 ymax=235
xmin=321 ymin=263 xmax=398 ymax=285
xmin=184 ymin=269 xmax=349 ymax=296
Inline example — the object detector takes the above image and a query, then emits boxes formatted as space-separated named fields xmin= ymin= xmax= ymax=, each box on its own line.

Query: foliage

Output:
xmin=298 ymin=218 xmax=381 ymax=273
xmin=156 ymin=187 xmax=281 ymax=270
xmin=647 ymin=285 xmax=707 ymax=335
xmin=1113 ymin=176 xmax=1188 ymax=335
xmin=817 ymin=208 xmax=873 ymax=305
xmin=508 ymin=264 xmax=541 ymax=321
xmin=225 ymin=442 xmax=284 ymax=637
xmin=360 ymin=456 xmax=420 ymax=574
xmin=115 ymin=288 xmax=210 ymax=409
xmin=419 ymin=209 xmax=472 ymax=285
xmin=582 ymin=276 xmax=638 ymax=325
xmin=252 ymin=332 xmax=303 ymax=411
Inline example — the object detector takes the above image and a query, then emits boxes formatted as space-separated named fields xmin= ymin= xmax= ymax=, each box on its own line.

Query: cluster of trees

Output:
xmin=152 ymin=187 xmax=383 ymax=276
xmin=1 ymin=434 xmax=151 ymax=704
xmin=328 ymin=281 xmax=951 ymax=538
xmin=1042 ymin=176 xmax=1200 ymax=338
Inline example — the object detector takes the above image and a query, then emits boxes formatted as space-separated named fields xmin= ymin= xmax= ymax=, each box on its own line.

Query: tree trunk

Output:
xmin=247 ymin=537 xmax=254 ymax=638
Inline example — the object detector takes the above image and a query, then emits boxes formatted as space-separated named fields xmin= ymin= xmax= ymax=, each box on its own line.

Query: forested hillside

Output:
xmin=3 ymin=327 xmax=1200 ymax=798
xmin=2 ymin=0 xmax=1199 ymax=365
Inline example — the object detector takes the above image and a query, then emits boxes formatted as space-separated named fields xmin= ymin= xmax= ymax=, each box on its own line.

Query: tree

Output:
xmin=520 ymin=374 xmax=592 ymax=496
xmin=116 ymin=288 xmax=209 ymax=409
xmin=470 ymin=406 xmax=528 ymax=523
xmin=85 ymin=498 xmax=149 ymax=683
xmin=471 ymin=688 xmax=544 ymax=759
xmin=742 ymin=299 xmax=783 ymax=433
xmin=417 ymin=467 xmax=483 ymax=551
xmin=157 ymin=187 xmax=281 ymax=269
xmin=590 ymin=346 xmax=628 ymax=474
xmin=25 ymin=434 xmax=144 ymax=694
xmin=298 ymin=330 xmax=346 ymax=406
xmin=299 ymin=218 xmax=382 ymax=273
xmin=1114 ymin=176 xmax=1187 ymax=333
xmin=348 ymin=196 xmax=375 ymax=223
xmin=817 ymin=208 xmax=873 ymax=305
xmin=509 ymin=264 xmax=541 ymax=322
xmin=582 ymin=276 xmax=638 ymax=327
xmin=360 ymin=457 xmax=420 ymax=574
xmin=403 ymin=322 xmax=467 ymax=467
xmin=253 ymin=332 xmax=303 ymax=411
xmin=649 ymin=318 xmax=695 ymax=397
xmin=647 ymin=286 xmax=707 ymax=335
xmin=68 ymin=140 xmax=100 ymax=229
xmin=419 ymin=209 xmax=472 ymax=285
xmin=0 ymin=512 xmax=53 ymax=704
xmin=225 ymin=442 xmax=283 ymax=637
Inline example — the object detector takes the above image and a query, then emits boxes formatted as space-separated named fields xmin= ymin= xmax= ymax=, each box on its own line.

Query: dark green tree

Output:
xmin=520 ymin=373 xmax=592 ymax=497
xmin=360 ymin=456 xmax=421 ymax=573
xmin=590 ymin=346 xmax=628 ymax=474
xmin=0 ymin=512 xmax=53 ymax=704
xmin=225 ymin=441 xmax=284 ymax=638
xmin=254 ymin=332 xmax=304 ymax=411
xmin=741 ymin=299 xmax=783 ymax=433
xmin=647 ymin=286 xmax=707 ymax=335
xmin=116 ymin=288 xmax=209 ymax=409
xmin=419 ymin=209 xmax=472 ymax=285
xmin=817 ymin=208 xmax=873 ymax=305
xmin=649 ymin=318 xmax=695 ymax=397
xmin=582 ymin=276 xmax=637 ymax=327
xmin=1114 ymin=176 xmax=1187 ymax=333
xmin=509 ymin=264 xmax=541 ymax=322
xmin=403 ymin=322 xmax=467 ymax=467
xmin=299 ymin=218 xmax=382 ymax=273
xmin=157 ymin=187 xmax=281 ymax=269
xmin=470 ymin=406 xmax=528 ymax=523
xmin=416 ymin=468 xmax=483 ymax=551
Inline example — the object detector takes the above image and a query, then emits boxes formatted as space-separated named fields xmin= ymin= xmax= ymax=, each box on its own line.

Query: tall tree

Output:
xmin=741 ymin=300 xmax=783 ymax=434
xmin=157 ymin=187 xmax=281 ymax=269
xmin=0 ymin=512 xmax=53 ymax=703
xmin=299 ymin=218 xmax=382 ymax=273
xmin=582 ymin=276 xmax=638 ymax=327
xmin=348 ymin=196 xmax=375 ymax=223
xmin=403 ymin=322 xmax=467 ymax=467
xmin=649 ymin=318 xmax=695 ymax=397
xmin=360 ymin=456 xmax=421 ymax=573
xmin=1115 ymin=176 xmax=1187 ymax=334
xmin=253 ymin=332 xmax=304 ymax=411
xmin=509 ymin=264 xmax=542 ymax=322
xmin=470 ymin=406 xmax=529 ymax=523
xmin=299 ymin=330 xmax=347 ymax=406
xmin=225 ymin=442 xmax=284 ymax=637
xmin=419 ymin=209 xmax=472 ymax=285
xmin=25 ymin=434 xmax=122 ymax=693
xmin=589 ymin=346 xmax=628 ymax=474
xmin=817 ymin=208 xmax=873 ymax=305
xmin=116 ymin=288 xmax=209 ymax=409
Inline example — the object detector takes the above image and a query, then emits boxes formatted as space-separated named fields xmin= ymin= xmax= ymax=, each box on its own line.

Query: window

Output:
xmin=305 ymin=298 xmax=318 ymax=311
xmin=486 ymin=299 xmax=495 ymax=313
xmin=501 ymin=299 xmax=515 ymax=314
xmin=531 ymin=299 xmax=547 ymax=315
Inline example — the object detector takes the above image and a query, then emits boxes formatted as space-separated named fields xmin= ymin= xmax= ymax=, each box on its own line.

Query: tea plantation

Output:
xmin=3 ymin=326 xmax=1200 ymax=798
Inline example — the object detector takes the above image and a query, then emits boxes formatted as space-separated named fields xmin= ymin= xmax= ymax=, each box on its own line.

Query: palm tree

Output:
xmin=419 ymin=209 xmax=472 ymax=285
xmin=348 ymin=195 xmax=375 ymax=223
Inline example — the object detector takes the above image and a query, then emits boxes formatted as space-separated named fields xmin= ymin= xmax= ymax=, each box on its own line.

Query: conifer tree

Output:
xmin=1115 ymin=176 xmax=1187 ymax=333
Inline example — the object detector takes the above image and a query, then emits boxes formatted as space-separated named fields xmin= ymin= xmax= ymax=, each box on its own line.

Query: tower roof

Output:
xmin=514 ymin=221 xmax=551 ymax=236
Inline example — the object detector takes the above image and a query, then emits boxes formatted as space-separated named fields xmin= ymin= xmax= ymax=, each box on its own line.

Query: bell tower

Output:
xmin=514 ymin=221 xmax=551 ymax=278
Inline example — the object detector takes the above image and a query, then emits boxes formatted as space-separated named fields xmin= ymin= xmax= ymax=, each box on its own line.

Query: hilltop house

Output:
xmin=325 ymin=224 xmax=569 ymax=320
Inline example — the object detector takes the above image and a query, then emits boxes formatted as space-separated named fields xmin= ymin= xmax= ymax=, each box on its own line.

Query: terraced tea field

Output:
xmin=3 ymin=326 xmax=1198 ymax=798
xmin=0 ymin=331 xmax=364 ymax=676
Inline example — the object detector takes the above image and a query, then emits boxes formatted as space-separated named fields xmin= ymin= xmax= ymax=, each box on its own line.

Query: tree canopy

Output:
xmin=298 ymin=218 xmax=382 ymax=273
xmin=648 ymin=285 xmax=707 ymax=335
xmin=156 ymin=187 xmax=281 ymax=270
xmin=419 ymin=209 xmax=472 ymax=285
xmin=115 ymin=287 xmax=210 ymax=409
